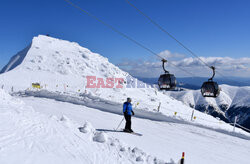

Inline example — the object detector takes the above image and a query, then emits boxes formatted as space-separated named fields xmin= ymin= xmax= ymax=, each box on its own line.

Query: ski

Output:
xmin=118 ymin=129 xmax=143 ymax=136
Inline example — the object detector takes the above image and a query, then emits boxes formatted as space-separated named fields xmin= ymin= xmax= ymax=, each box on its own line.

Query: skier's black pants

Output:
xmin=124 ymin=114 xmax=132 ymax=130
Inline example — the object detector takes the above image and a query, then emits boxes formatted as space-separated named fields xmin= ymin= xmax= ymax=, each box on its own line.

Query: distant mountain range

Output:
xmin=165 ymin=85 xmax=250 ymax=131
xmin=137 ymin=77 xmax=250 ymax=131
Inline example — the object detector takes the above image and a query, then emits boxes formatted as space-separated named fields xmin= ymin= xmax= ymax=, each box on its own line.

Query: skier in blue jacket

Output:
xmin=123 ymin=97 xmax=134 ymax=132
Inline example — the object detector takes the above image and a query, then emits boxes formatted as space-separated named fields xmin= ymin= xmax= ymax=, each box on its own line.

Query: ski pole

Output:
xmin=115 ymin=117 xmax=125 ymax=131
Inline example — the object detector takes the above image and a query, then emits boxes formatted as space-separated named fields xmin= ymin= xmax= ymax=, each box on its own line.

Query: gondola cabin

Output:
xmin=158 ymin=74 xmax=176 ymax=90
xmin=201 ymin=66 xmax=220 ymax=98
xmin=201 ymin=81 xmax=220 ymax=97
xmin=158 ymin=59 xmax=177 ymax=90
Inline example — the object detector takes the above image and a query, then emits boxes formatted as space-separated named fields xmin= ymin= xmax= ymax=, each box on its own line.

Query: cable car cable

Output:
xmin=125 ymin=0 xmax=211 ymax=69
xmin=126 ymin=0 xmax=249 ymax=87
xmin=63 ymin=0 xmax=159 ymax=59
xmin=63 ymin=0 xmax=197 ymax=77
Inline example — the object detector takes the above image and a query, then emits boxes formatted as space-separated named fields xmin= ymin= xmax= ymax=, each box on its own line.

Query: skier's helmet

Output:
xmin=127 ymin=97 xmax=132 ymax=102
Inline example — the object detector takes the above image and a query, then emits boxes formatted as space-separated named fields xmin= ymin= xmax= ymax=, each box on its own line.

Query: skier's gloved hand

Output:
xmin=132 ymin=111 xmax=135 ymax=116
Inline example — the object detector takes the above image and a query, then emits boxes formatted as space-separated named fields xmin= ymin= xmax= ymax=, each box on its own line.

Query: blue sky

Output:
xmin=0 ymin=0 xmax=250 ymax=77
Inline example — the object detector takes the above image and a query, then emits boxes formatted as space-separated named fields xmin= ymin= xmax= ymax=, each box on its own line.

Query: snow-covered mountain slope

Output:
xmin=0 ymin=89 xmax=172 ymax=164
xmin=0 ymin=35 xmax=249 ymax=133
xmin=1 ymin=35 xmax=250 ymax=163
xmin=0 ymin=35 xmax=163 ymax=112
xmin=166 ymin=85 xmax=250 ymax=130
xmin=0 ymin=35 xmax=129 ymax=90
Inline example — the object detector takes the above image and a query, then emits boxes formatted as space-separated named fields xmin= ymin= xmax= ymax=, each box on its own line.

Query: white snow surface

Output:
xmin=0 ymin=35 xmax=250 ymax=163
xmin=0 ymin=89 xmax=172 ymax=164
xmin=19 ymin=94 xmax=250 ymax=164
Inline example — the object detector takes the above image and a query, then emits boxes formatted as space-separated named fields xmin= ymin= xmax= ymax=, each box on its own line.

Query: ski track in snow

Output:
xmin=0 ymin=89 xmax=174 ymax=164
xmin=20 ymin=95 xmax=250 ymax=164
xmin=16 ymin=89 xmax=250 ymax=140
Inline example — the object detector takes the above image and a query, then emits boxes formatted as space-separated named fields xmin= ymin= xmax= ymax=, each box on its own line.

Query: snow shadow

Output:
xmin=96 ymin=129 xmax=123 ymax=133
xmin=0 ymin=44 xmax=31 ymax=73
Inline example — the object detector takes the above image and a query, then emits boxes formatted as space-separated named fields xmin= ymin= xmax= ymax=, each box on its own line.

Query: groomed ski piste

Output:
xmin=0 ymin=35 xmax=250 ymax=164
xmin=0 ymin=89 xmax=170 ymax=164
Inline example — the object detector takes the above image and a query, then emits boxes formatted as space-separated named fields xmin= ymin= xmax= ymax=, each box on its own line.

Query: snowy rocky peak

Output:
xmin=1 ymin=35 xmax=127 ymax=78
xmin=0 ymin=35 xmax=153 ymax=107
xmin=0 ymin=35 xmax=140 ymax=93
